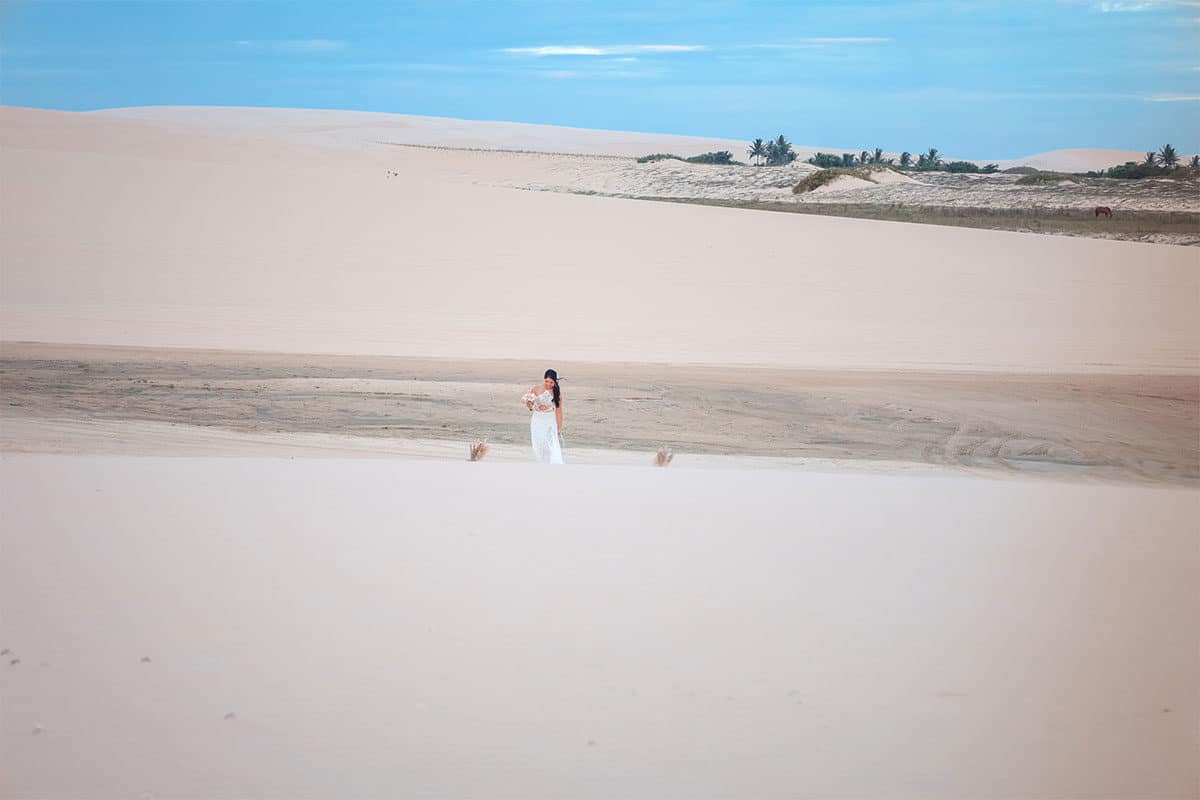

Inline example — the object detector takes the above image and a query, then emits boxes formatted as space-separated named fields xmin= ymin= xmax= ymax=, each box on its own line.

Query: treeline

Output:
xmin=636 ymin=151 xmax=737 ymax=164
xmin=747 ymin=135 xmax=798 ymax=166
xmin=807 ymin=147 xmax=998 ymax=173
xmin=638 ymin=138 xmax=1199 ymax=180
xmin=1086 ymin=144 xmax=1199 ymax=179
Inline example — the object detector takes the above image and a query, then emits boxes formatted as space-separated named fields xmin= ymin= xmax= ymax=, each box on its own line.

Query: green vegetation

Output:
xmin=637 ymin=151 xmax=738 ymax=165
xmin=1091 ymin=162 xmax=1170 ymax=179
xmin=792 ymin=166 xmax=898 ymax=194
xmin=739 ymin=134 xmax=797 ymax=165
xmin=1083 ymin=145 xmax=1196 ymax=179
xmin=656 ymin=137 xmax=1196 ymax=183
xmin=765 ymin=135 xmax=797 ymax=165
xmin=807 ymin=146 xmax=992 ymax=173
xmin=686 ymin=151 xmax=736 ymax=164
xmin=944 ymin=160 xmax=1000 ymax=173
xmin=808 ymin=148 xmax=893 ymax=169
xmin=1015 ymin=172 xmax=1078 ymax=186
xmin=747 ymin=138 xmax=768 ymax=166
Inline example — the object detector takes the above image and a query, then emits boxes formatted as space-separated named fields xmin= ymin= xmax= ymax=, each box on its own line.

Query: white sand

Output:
xmin=2 ymin=105 xmax=1198 ymax=797
xmin=94 ymin=106 xmax=1159 ymax=174
xmin=994 ymin=148 xmax=1158 ymax=174
xmin=2 ymin=454 xmax=1197 ymax=799
xmin=809 ymin=174 xmax=878 ymax=193
xmin=2 ymin=107 xmax=1197 ymax=373
xmin=92 ymin=105 xmax=756 ymax=158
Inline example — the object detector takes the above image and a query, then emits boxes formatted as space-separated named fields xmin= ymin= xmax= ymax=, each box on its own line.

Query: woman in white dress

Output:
xmin=524 ymin=369 xmax=564 ymax=464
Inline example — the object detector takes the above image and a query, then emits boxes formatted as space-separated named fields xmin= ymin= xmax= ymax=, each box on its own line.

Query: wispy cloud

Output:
xmin=1090 ymin=0 xmax=1200 ymax=11
xmin=501 ymin=44 xmax=704 ymax=56
xmin=1145 ymin=93 xmax=1200 ymax=101
xmin=235 ymin=39 xmax=346 ymax=53
xmin=799 ymin=37 xmax=892 ymax=44
xmin=736 ymin=38 xmax=891 ymax=50
xmin=503 ymin=40 xmax=889 ymax=60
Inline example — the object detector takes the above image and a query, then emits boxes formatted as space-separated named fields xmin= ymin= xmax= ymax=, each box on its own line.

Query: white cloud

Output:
xmin=1091 ymin=0 xmax=1200 ymax=10
xmin=799 ymin=37 xmax=892 ymax=43
xmin=501 ymin=44 xmax=704 ymax=56
xmin=235 ymin=39 xmax=346 ymax=52
xmin=736 ymin=38 xmax=890 ymax=50
xmin=503 ymin=40 xmax=888 ymax=58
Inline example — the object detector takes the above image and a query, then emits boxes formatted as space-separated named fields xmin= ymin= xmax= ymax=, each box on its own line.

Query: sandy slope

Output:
xmin=93 ymin=106 xmax=1161 ymax=172
xmin=2 ymin=455 xmax=1197 ymax=799
xmin=2 ymin=107 xmax=1196 ymax=373
xmin=4 ymin=343 xmax=1197 ymax=484
xmin=993 ymin=147 xmax=1156 ymax=173
xmin=92 ymin=105 xmax=756 ymax=158
xmin=2 ymin=103 xmax=1199 ymax=800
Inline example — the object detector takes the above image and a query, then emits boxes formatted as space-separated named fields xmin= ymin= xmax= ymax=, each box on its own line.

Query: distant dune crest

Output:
xmin=85 ymin=105 xmax=1148 ymax=172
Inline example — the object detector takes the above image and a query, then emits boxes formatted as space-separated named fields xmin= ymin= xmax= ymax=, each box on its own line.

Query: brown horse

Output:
xmin=1094 ymin=206 xmax=1112 ymax=218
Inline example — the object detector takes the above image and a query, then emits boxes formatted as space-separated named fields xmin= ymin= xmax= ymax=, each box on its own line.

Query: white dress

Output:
xmin=529 ymin=389 xmax=564 ymax=464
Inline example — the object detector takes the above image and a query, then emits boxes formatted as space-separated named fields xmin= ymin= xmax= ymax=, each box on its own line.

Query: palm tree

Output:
xmin=860 ymin=150 xmax=871 ymax=166
xmin=766 ymin=134 xmax=796 ymax=166
xmin=916 ymin=153 xmax=928 ymax=170
xmin=1158 ymin=144 xmax=1178 ymax=167
xmin=873 ymin=147 xmax=884 ymax=164
xmin=899 ymin=151 xmax=912 ymax=168
xmin=1143 ymin=151 xmax=1158 ymax=166
xmin=925 ymin=147 xmax=941 ymax=169
xmin=747 ymin=138 xmax=767 ymax=167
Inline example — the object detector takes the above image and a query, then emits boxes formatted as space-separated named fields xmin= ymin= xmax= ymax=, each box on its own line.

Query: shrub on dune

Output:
xmin=792 ymin=165 xmax=900 ymax=193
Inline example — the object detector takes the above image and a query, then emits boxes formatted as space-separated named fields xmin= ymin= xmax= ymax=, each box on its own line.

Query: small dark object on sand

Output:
xmin=224 ymin=712 xmax=237 ymax=720
xmin=1094 ymin=206 xmax=1112 ymax=218
xmin=140 ymin=656 xmax=152 ymax=663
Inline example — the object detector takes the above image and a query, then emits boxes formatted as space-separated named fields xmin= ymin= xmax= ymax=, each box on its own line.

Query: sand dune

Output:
xmin=2 ymin=104 xmax=1198 ymax=799
xmin=93 ymin=106 xmax=1164 ymax=174
xmin=2 ymin=455 xmax=1197 ymax=799
xmin=92 ymin=105 xmax=756 ymax=158
xmin=2 ymin=106 xmax=1196 ymax=373
xmin=994 ymin=147 xmax=1159 ymax=174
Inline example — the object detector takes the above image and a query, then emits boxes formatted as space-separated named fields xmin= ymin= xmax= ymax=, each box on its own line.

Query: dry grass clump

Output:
xmin=655 ymin=447 xmax=674 ymax=467
xmin=792 ymin=165 xmax=897 ymax=194
xmin=1015 ymin=171 xmax=1079 ymax=186
xmin=468 ymin=440 xmax=491 ymax=461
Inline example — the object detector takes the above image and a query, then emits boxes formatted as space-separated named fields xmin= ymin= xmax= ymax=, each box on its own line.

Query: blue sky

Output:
xmin=2 ymin=0 xmax=1197 ymax=158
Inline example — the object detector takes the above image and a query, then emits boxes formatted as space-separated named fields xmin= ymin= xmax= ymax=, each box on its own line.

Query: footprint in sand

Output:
xmin=223 ymin=712 xmax=237 ymax=720
xmin=32 ymin=725 xmax=44 ymax=735
xmin=140 ymin=656 xmax=152 ymax=663
xmin=9 ymin=658 xmax=20 ymax=666
xmin=0 ymin=648 xmax=10 ymax=656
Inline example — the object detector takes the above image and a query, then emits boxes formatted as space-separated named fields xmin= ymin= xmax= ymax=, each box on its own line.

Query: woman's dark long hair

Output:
xmin=544 ymin=369 xmax=561 ymax=408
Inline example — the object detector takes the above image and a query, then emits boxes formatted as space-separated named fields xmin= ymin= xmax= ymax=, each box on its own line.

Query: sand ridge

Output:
xmin=2 ymin=107 xmax=1197 ymax=373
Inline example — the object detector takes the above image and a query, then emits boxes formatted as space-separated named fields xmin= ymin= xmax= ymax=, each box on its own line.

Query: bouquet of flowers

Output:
xmin=522 ymin=391 xmax=538 ymax=408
